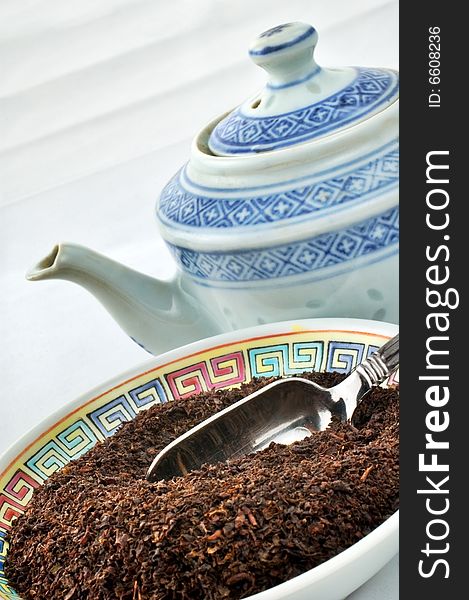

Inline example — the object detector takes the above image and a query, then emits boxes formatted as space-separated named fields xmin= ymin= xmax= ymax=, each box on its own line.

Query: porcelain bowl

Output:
xmin=0 ymin=318 xmax=398 ymax=600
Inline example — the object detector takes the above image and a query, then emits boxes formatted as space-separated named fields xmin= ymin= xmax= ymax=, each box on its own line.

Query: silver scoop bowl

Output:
xmin=147 ymin=334 xmax=399 ymax=482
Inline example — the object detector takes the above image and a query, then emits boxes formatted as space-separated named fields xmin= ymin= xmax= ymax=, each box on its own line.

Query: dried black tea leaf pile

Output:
xmin=6 ymin=372 xmax=399 ymax=599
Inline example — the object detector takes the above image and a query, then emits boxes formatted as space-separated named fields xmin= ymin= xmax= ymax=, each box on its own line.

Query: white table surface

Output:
xmin=0 ymin=1 xmax=398 ymax=597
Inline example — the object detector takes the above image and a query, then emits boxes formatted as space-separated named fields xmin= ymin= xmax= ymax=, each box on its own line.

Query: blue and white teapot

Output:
xmin=28 ymin=23 xmax=399 ymax=355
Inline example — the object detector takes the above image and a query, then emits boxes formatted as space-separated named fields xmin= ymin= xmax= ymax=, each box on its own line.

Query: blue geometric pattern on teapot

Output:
xmin=159 ymin=144 xmax=399 ymax=230
xmin=169 ymin=206 xmax=399 ymax=283
xmin=209 ymin=68 xmax=399 ymax=154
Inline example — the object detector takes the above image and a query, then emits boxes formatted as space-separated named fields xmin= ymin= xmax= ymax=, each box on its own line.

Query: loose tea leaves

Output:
xmin=6 ymin=372 xmax=399 ymax=599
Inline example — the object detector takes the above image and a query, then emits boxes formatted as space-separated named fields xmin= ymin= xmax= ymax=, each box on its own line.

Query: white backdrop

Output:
xmin=0 ymin=1 xmax=398 ymax=597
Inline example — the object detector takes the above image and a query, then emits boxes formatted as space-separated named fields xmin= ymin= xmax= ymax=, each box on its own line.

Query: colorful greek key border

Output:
xmin=0 ymin=329 xmax=398 ymax=599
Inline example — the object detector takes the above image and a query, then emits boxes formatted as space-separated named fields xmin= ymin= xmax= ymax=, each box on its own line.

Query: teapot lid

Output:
xmin=208 ymin=22 xmax=399 ymax=156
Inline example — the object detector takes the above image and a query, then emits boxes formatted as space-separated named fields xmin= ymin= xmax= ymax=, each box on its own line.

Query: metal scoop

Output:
xmin=147 ymin=334 xmax=399 ymax=482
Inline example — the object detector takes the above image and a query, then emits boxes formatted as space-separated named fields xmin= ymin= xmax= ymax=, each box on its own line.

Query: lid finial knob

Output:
xmin=249 ymin=22 xmax=320 ymax=89
xmin=208 ymin=21 xmax=398 ymax=155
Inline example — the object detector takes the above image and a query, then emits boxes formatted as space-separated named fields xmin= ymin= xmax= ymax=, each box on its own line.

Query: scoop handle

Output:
xmin=356 ymin=333 xmax=399 ymax=388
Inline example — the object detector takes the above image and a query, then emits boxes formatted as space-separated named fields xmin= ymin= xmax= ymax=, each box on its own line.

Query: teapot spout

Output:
xmin=27 ymin=243 xmax=222 ymax=355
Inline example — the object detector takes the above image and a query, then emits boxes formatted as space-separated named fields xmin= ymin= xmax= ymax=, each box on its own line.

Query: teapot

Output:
xmin=27 ymin=22 xmax=399 ymax=356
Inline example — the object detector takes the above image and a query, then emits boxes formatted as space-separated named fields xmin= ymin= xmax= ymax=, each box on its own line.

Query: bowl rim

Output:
xmin=0 ymin=317 xmax=399 ymax=599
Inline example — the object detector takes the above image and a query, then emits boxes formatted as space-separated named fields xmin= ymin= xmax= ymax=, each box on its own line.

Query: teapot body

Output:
xmin=27 ymin=23 xmax=399 ymax=357
xmin=182 ymin=253 xmax=398 ymax=331
xmin=156 ymin=99 xmax=399 ymax=329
